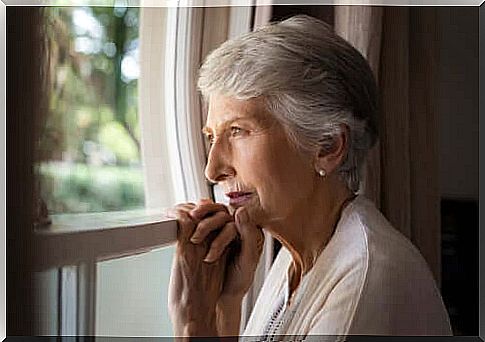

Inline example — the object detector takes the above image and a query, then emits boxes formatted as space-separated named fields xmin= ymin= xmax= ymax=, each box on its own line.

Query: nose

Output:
xmin=204 ymin=139 xmax=235 ymax=184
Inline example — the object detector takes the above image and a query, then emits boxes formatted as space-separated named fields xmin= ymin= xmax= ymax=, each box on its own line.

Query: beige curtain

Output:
xmin=334 ymin=6 xmax=441 ymax=287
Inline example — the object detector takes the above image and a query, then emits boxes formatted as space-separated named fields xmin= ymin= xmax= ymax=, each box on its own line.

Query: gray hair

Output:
xmin=198 ymin=15 xmax=378 ymax=192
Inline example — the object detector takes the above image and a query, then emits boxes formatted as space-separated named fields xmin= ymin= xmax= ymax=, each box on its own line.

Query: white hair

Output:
xmin=198 ymin=15 xmax=378 ymax=192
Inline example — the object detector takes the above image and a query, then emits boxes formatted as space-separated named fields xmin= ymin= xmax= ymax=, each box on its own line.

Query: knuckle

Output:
xmin=226 ymin=221 xmax=237 ymax=231
xmin=176 ymin=210 xmax=189 ymax=222
xmin=213 ymin=210 xmax=227 ymax=221
xmin=210 ymin=241 xmax=221 ymax=252
xmin=175 ymin=209 xmax=187 ymax=218
xmin=192 ymin=202 xmax=229 ymax=220
xmin=177 ymin=215 xmax=195 ymax=235
xmin=217 ymin=204 xmax=230 ymax=213
xmin=196 ymin=221 xmax=210 ymax=234
xmin=219 ymin=211 xmax=233 ymax=223
xmin=175 ymin=203 xmax=195 ymax=211
xmin=199 ymin=212 xmax=228 ymax=231
xmin=174 ymin=203 xmax=186 ymax=211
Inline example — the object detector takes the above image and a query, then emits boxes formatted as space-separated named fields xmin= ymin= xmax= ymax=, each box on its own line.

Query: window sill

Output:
xmin=33 ymin=208 xmax=178 ymax=271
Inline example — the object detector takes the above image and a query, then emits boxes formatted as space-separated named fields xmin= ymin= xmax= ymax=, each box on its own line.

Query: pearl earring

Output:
xmin=318 ymin=169 xmax=327 ymax=177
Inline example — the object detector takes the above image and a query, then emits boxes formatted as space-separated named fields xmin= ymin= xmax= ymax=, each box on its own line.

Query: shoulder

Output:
xmin=335 ymin=195 xmax=452 ymax=335
xmin=333 ymin=195 xmax=435 ymax=276
xmin=345 ymin=196 xmax=438 ymax=288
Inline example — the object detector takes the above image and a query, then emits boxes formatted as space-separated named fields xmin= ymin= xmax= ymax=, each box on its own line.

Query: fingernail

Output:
xmin=203 ymin=253 xmax=215 ymax=263
xmin=190 ymin=235 xmax=201 ymax=244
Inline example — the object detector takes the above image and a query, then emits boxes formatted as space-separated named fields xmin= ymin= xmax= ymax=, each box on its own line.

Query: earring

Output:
xmin=318 ymin=169 xmax=327 ymax=177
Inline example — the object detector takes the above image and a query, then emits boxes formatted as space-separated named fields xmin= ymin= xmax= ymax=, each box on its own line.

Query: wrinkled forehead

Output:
xmin=204 ymin=95 xmax=275 ymax=131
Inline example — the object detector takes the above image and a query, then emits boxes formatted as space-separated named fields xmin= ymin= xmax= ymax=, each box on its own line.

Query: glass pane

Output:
xmin=34 ymin=268 xmax=60 ymax=335
xmin=38 ymin=6 xmax=144 ymax=214
xmin=96 ymin=246 xmax=175 ymax=336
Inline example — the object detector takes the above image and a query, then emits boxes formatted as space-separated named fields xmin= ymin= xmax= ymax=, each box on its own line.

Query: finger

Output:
xmin=166 ymin=203 xmax=196 ymax=219
xmin=234 ymin=207 xmax=265 ymax=264
xmin=175 ymin=209 xmax=196 ymax=242
xmin=203 ymin=222 xmax=238 ymax=263
xmin=190 ymin=202 xmax=228 ymax=220
xmin=190 ymin=210 xmax=232 ymax=244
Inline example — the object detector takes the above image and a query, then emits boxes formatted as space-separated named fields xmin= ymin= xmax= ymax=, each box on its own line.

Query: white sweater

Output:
xmin=242 ymin=195 xmax=452 ymax=340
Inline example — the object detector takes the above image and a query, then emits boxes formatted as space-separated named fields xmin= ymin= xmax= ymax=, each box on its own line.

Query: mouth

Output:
xmin=225 ymin=191 xmax=254 ymax=207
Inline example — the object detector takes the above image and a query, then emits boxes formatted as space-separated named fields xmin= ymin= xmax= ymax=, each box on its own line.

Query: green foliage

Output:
xmin=42 ymin=6 xmax=141 ymax=162
xmin=98 ymin=121 xmax=139 ymax=164
xmin=39 ymin=163 xmax=145 ymax=214
xmin=39 ymin=6 xmax=144 ymax=213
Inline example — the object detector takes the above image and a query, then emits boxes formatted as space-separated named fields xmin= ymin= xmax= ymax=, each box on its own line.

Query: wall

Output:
xmin=438 ymin=7 xmax=479 ymax=200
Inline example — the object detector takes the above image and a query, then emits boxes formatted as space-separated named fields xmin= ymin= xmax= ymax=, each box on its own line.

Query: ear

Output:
xmin=314 ymin=124 xmax=349 ymax=175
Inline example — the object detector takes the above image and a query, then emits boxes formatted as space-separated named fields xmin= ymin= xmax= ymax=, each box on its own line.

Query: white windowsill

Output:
xmin=33 ymin=209 xmax=178 ymax=271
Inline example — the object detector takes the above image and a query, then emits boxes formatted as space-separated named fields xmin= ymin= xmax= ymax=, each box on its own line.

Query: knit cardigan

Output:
xmin=241 ymin=195 xmax=452 ymax=340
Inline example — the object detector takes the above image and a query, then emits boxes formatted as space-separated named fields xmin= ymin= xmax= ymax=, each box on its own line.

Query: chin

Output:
xmin=231 ymin=196 xmax=265 ymax=226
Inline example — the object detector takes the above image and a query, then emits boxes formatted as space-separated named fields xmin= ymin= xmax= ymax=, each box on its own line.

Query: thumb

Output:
xmin=234 ymin=207 xmax=264 ymax=263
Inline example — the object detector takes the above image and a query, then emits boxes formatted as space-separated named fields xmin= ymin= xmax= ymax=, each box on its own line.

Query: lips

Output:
xmin=225 ymin=191 xmax=254 ymax=206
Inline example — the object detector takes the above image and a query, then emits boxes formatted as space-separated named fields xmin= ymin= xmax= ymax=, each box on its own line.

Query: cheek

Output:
xmin=232 ymin=140 xmax=282 ymax=213
xmin=235 ymin=138 xmax=310 ymax=205
xmin=235 ymin=139 xmax=276 ymax=178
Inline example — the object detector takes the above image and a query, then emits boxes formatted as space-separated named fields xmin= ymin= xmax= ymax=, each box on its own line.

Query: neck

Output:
xmin=263 ymin=175 xmax=355 ymax=294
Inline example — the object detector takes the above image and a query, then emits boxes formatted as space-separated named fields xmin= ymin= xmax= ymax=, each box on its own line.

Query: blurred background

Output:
xmin=38 ymin=6 xmax=144 ymax=214
xmin=6 ymin=3 xmax=479 ymax=338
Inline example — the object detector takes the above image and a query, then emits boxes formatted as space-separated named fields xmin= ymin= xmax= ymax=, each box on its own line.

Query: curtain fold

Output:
xmin=378 ymin=7 xmax=412 ymax=239
xmin=408 ymin=7 xmax=441 ymax=288
xmin=334 ymin=6 xmax=383 ymax=209
xmin=334 ymin=6 xmax=441 ymax=286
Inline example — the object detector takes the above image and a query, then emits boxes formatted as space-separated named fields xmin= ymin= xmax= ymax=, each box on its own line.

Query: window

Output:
xmin=35 ymin=6 xmax=180 ymax=336
xmin=32 ymin=4 xmax=272 ymax=337
xmin=38 ymin=6 xmax=144 ymax=214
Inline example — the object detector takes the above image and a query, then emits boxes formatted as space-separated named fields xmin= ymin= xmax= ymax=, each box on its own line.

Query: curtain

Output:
xmin=7 ymin=7 xmax=47 ymax=335
xmin=334 ymin=6 xmax=442 ymax=287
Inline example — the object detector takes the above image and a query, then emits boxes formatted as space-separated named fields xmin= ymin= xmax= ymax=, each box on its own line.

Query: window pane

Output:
xmin=96 ymin=246 xmax=175 ymax=336
xmin=34 ymin=268 xmax=59 ymax=335
xmin=38 ymin=6 xmax=144 ymax=214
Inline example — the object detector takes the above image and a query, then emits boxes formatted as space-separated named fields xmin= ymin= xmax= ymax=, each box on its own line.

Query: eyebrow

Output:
xmin=202 ymin=116 xmax=258 ymax=135
xmin=201 ymin=126 xmax=212 ymax=135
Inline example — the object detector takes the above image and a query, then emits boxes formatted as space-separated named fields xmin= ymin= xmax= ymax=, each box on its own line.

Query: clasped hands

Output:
xmin=167 ymin=199 xmax=265 ymax=338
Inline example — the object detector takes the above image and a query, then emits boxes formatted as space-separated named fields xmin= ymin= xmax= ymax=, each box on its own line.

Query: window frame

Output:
xmin=33 ymin=211 xmax=178 ymax=335
xmin=33 ymin=210 xmax=177 ymax=272
xmin=32 ymin=3 xmax=271 ymax=337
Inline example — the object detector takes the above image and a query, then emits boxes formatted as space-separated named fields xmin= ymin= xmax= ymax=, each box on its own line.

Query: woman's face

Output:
xmin=204 ymin=95 xmax=317 ymax=226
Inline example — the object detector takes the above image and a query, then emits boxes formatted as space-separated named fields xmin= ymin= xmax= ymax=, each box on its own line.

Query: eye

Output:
xmin=205 ymin=133 xmax=214 ymax=145
xmin=230 ymin=126 xmax=245 ymax=136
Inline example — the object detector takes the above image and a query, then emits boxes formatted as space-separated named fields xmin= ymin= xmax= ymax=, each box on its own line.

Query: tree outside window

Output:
xmin=38 ymin=6 xmax=144 ymax=214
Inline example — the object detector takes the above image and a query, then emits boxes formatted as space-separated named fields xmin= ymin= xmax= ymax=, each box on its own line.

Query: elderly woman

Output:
xmin=168 ymin=15 xmax=452 ymax=338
